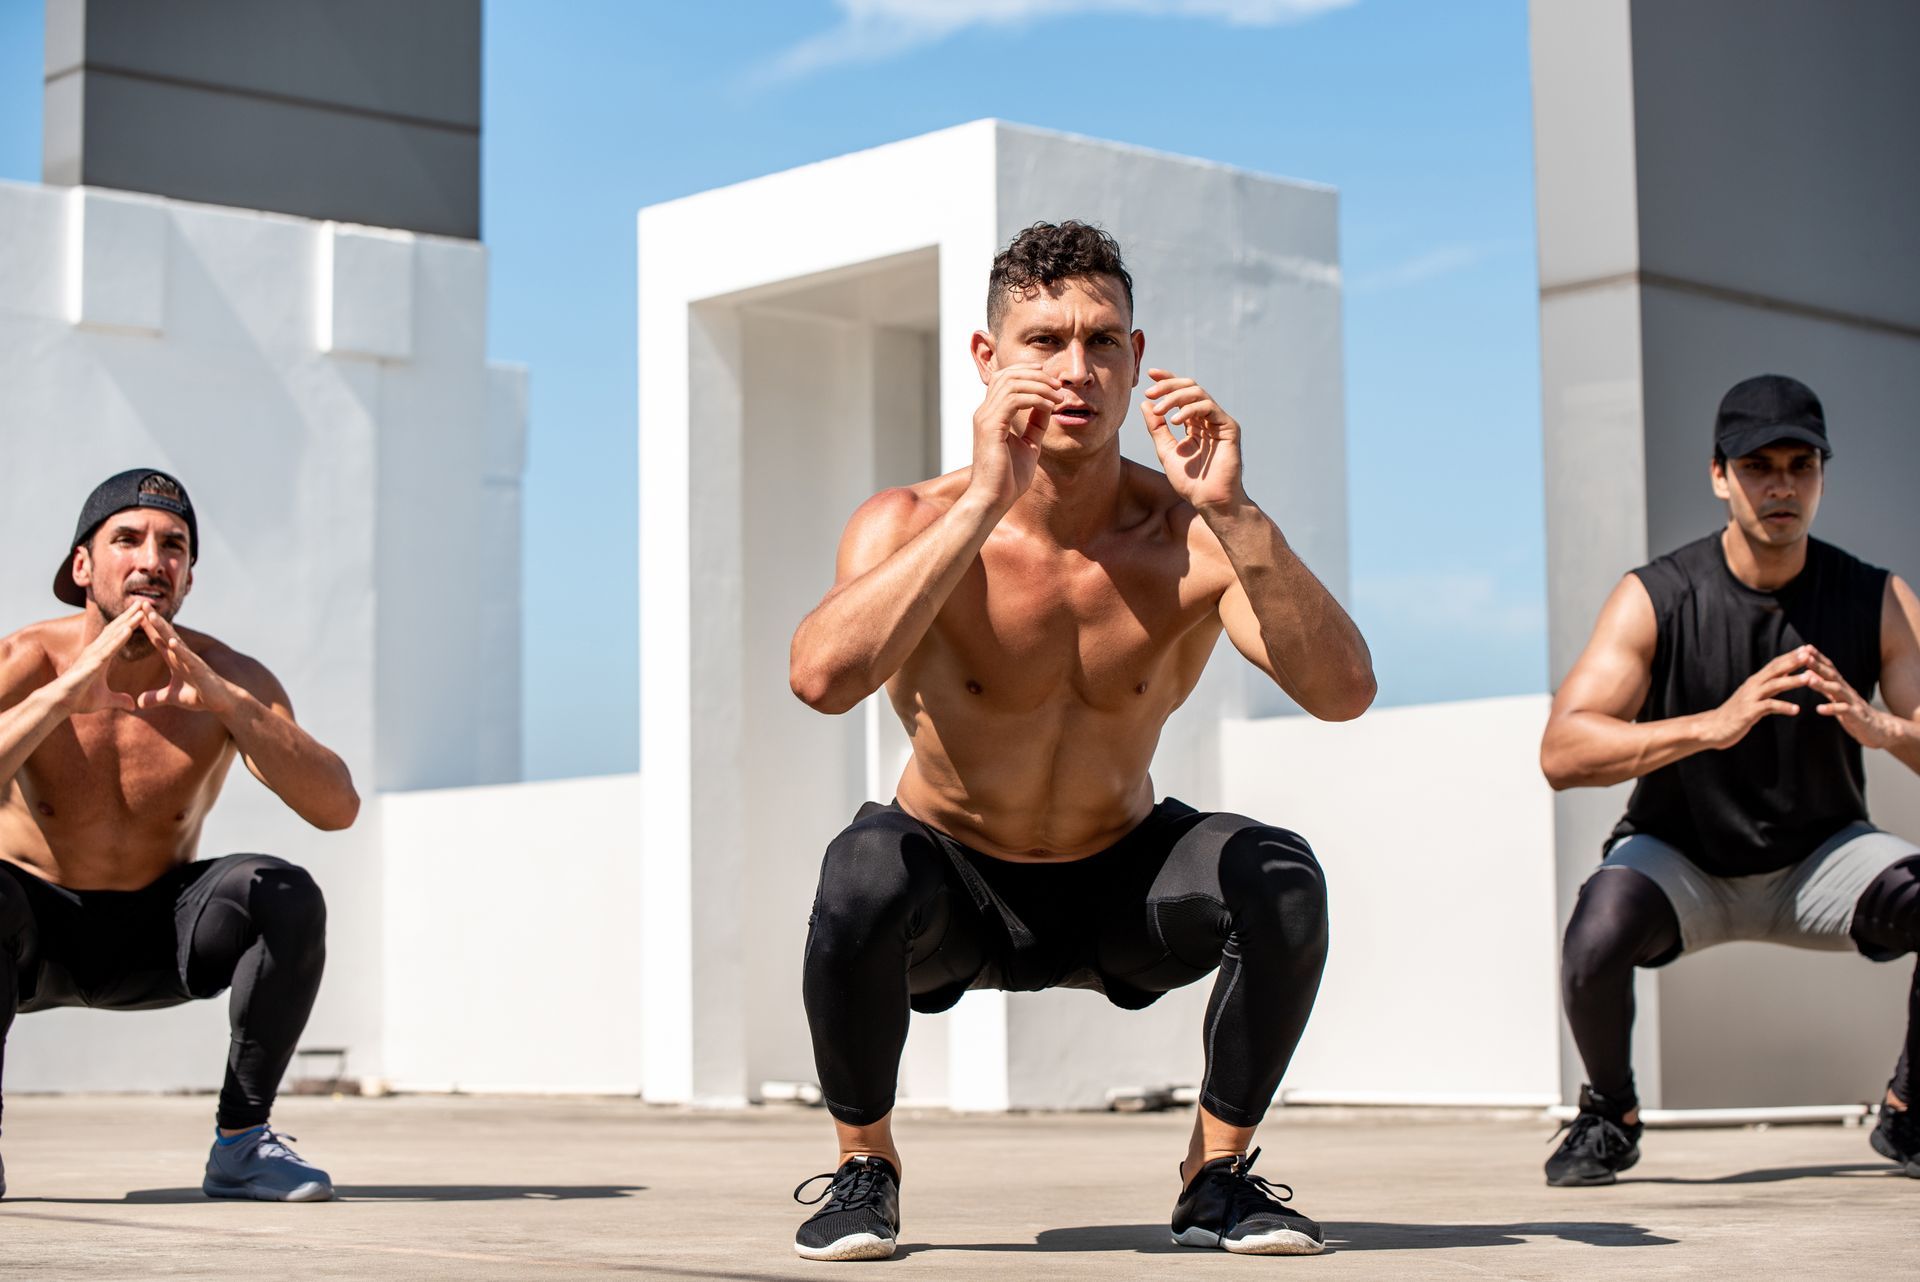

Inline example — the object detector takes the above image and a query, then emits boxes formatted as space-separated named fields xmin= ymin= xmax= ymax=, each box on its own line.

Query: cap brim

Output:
xmin=1720 ymin=424 xmax=1831 ymax=459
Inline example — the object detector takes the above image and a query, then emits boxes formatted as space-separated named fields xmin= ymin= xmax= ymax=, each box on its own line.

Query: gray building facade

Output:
xmin=43 ymin=0 xmax=480 ymax=238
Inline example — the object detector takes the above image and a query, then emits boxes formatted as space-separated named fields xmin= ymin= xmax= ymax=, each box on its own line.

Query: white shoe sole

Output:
xmin=794 ymin=1231 xmax=896 ymax=1261
xmin=1173 ymin=1225 xmax=1325 ymax=1255
xmin=203 ymin=1178 xmax=334 ymax=1203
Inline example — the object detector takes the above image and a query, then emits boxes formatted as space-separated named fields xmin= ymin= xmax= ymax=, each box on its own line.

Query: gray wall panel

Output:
xmin=44 ymin=0 xmax=480 ymax=238
xmin=66 ymin=0 xmax=479 ymax=126
xmin=1630 ymin=0 xmax=1920 ymax=329
xmin=73 ymin=71 xmax=478 ymax=238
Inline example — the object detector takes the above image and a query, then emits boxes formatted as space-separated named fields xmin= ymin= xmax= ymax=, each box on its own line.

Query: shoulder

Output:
xmin=1631 ymin=534 xmax=1716 ymax=606
xmin=1592 ymin=572 xmax=1658 ymax=648
xmin=842 ymin=475 xmax=950 ymax=545
xmin=0 ymin=621 xmax=62 ymax=701
xmin=1809 ymin=536 xmax=1888 ymax=588
xmin=831 ymin=472 xmax=960 ymax=576
xmin=185 ymin=629 xmax=289 ymax=706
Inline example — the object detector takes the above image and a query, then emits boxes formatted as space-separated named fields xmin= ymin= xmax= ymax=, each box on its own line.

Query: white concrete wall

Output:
xmin=380 ymin=774 xmax=643 ymax=1093
xmin=0 ymin=180 xmax=523 ymax=1096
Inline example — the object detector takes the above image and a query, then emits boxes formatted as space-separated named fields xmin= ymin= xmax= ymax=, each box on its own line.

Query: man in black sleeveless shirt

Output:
xmin=1540 ymin=374 xmax=1920 ymax=1186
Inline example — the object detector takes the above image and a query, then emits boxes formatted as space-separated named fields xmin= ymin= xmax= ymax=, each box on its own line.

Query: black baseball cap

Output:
xmin=1714 ymin=374 xmax=1831 ymax=461
xmin=52 ymin=468 xmax=198 ymax=607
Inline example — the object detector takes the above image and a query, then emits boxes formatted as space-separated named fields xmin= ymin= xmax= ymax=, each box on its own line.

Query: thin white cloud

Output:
xmin=1347 ymin=242 xmax=1507 ymax=294
xmin=759 ymin=0 xmax=1358 ymax=85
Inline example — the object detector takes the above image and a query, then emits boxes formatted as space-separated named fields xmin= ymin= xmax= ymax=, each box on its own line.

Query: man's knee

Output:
xmin=1853 ymin=854 xmax=1920 ymax=956
xmin=227 ymin=856 xmax=327 ymax=954
xmin=1562 ymin=867 xmax=1672 ymax=999
xmin=810 ymin=817 xmax=940 ymax=946
xmin=1219 ymin=825 xmax=1329 ymax=956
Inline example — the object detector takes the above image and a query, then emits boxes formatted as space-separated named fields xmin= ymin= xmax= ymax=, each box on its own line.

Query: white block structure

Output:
xmin=0 ymin=180 xmax=524 ymax=1094
xmin=637 ymin=120 xmax=1360 ymax=1109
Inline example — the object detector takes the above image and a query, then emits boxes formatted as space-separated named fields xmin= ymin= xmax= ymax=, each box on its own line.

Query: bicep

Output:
xmin=223 ymin=655 xmax=296 ymax=784
xmin=1217 ymin=578 xmax=1288 ymax=687
xmin=1550 ymin=576 xmax=1658 ymax=725
xmin=1878 ymin=576 xmax=1920 ymax=720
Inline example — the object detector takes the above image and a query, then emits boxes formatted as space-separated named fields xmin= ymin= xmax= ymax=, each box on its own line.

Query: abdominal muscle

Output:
xmin=891 ymin=695 xmax=1169 ymax=862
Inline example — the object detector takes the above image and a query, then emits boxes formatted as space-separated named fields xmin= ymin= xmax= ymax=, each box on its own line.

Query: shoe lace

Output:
xmin=251 ymin=1128 xmax=306 ymax=1163
xmin=793 ymin=1159 xmax=888 ymax=1212
xmin=1221 ymin=1148 xmax=1295 ymax=1214
xmin=1549 ymin=1111 xmax=1632 ymax=1159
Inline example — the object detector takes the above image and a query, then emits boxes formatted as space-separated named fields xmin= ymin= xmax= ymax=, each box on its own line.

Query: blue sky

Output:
xmin=0 ymin=0 xmax=1547 ymax=781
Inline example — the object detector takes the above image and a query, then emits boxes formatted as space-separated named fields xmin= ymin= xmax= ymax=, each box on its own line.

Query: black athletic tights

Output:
xmin=1561 ymin=856 xmax=1920 ymax=1106
xmin=803 ymin=799 xmax=1329 ymax=1128
xmin=0 ymin=854 xmax=327 ymax=1132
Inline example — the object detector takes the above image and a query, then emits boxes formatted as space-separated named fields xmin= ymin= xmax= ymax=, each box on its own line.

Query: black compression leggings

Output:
xmin=0 ymin=855 xmax=327 ymax=1131
xmin=802 ymin=801 xmax=1329 ymax=1128
xmin=1561 ymin=856 xmax=1920 ymax=1106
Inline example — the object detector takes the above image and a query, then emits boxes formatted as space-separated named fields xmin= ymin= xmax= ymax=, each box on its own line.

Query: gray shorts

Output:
xmin=1599 ymin=822 xmax=1919 ymax=961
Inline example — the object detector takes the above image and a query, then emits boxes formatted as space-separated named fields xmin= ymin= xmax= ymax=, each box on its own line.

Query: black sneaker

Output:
xmin=792 ymin=1155 xmax=900 ymax=1261
xmin=1171 ymin=1148 xmax=1325 ymax=1255
xmin=1546 ymin=1085 xmax=1642 ymax=1187
xmin=1869 ymin=1093 xmax=1920 ymax=1178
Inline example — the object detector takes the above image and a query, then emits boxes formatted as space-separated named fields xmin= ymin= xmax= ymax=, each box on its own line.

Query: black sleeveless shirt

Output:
xmin=1609 ymin=533 xmax=1888 ymax=877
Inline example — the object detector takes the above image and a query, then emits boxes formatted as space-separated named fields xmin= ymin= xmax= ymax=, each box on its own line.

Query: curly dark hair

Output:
xmin=986 ymin=220 xmax=1134 ymax=332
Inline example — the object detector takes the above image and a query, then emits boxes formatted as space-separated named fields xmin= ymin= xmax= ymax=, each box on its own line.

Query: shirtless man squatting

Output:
xmin=0 ymin=469 xmax=359 ymax=1201
xmin=787 ymin=221 xmax=1376 ymax=1260
xmin=1541 ymin=375 xmax=1920 ymax=1186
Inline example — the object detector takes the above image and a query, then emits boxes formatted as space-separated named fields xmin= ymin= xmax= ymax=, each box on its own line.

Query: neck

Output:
xmin=1008 ymin=442 xmax=1126 ymax=547
xmin=1721 ymin=520 xmax=1808 ymax=591
xmin=78 ymin=605 xmax=163 ymax=678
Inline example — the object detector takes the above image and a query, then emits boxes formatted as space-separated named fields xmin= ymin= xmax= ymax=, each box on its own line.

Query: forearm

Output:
xmin=1874 ymin=715 xmax=1920 ymax=776
xmin=1207 ymin=500 xmax=1375 ymax=720
xmin=221 ymin=694 xmax=360 ymax=830
xmin=792 ymin=496 xmax=1003 ymax=714
xmin=1542 ymin=710 xmax=1721 ymax=789
xmin=0 ymin=683 xmax=78 ymax=785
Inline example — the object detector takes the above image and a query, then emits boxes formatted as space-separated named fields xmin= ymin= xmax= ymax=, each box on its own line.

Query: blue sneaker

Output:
xmin=203 ymin=1126 xmax=333 ymax=1202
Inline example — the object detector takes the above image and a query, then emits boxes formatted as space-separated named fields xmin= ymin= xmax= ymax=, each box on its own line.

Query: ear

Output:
xmin=1709 ymin=458 xmax=1731 ymax=501
xmin=71 ymin=544 xmax=93 ymax=590
xmin=1129 ymin=329 xmax=1146 ymax=387
xmin=970 ymin=329 xmax=996 ymax=385
xmin=179 ymin=564 xmax=193 ymax=605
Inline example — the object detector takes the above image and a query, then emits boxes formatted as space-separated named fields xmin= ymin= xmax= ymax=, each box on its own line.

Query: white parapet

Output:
xmin=381 ymin=774 xmax=645 ymax=1094
xmin=636 ymin=121 xmax=1346 ymax=1109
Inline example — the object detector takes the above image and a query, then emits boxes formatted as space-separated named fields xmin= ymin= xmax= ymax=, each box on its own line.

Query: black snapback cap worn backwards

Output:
xmin=53 ymin=468 xmax=198 ymax=607
xmin=1714 ymin=374 xmax=1831 ymax=461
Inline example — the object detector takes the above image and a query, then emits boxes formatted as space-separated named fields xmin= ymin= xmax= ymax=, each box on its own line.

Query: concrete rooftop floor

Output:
xmin=0 ymin=1094 xmax=1912 ymax=1280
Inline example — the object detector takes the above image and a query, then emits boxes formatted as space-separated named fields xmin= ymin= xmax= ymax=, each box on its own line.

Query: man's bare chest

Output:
xmin=924 ymin=552 xmax=1219 ymax=712
xmin=23 ymin=710 xmax=232 ymax=820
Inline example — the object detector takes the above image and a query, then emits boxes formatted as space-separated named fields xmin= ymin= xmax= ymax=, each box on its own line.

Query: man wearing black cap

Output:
xmin=1540 ymin=375 xmax=1920 ymax=1185
xmin=0 ymin=469 xmax=360 ymax=1202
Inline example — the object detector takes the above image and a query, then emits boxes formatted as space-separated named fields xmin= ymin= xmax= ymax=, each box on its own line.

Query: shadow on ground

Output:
xmin=12 ymin=1184 xmax=646 ymax=1205
xmin=1627 ymin=1162 xmax=1896 ymax=1186
xmin=897 ymin=1220 xmax=1677 ymax=1256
